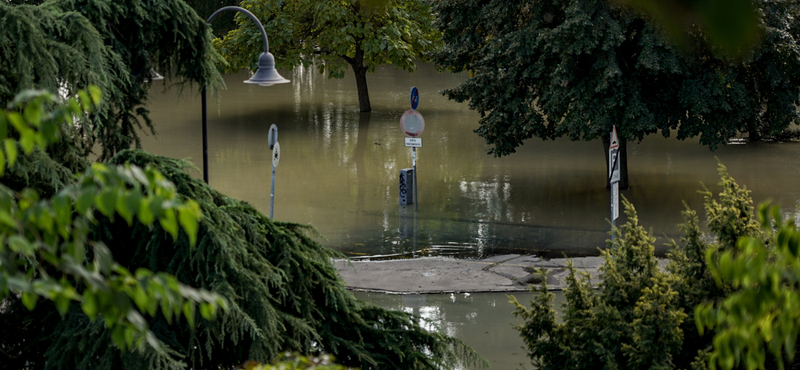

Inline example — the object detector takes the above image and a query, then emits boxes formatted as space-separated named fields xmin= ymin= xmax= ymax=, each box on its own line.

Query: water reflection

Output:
xmin=354 ymin=291 xmax=567 ymax=370
xmin=142 ymin=63 xmax=800 ymax=258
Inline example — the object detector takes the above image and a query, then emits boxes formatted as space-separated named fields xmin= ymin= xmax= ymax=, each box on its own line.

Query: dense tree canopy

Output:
xmin=216 ymin=0 xmax=442 ymax=112
xmin=0 ymin=0 xmax=224 ymax=161
xmin=432 ymin=0 xmax=800 ymax=188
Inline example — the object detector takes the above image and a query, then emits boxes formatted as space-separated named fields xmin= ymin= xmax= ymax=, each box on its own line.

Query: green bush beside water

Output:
xmin=513 ymin=164 xmax=800 ymax=370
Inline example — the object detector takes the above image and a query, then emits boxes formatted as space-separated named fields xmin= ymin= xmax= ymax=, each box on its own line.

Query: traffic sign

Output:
xmin=410 ymin=87 xmax=419 ymax=110
xmin=272 ymin=142 xmax=281 ymax=167
xmin=405 ymin=137 xmax=422 ymax=147
xmin=268 ymin=124 xmax=278 ymax=150
xmin=400 ymin=109 xmax=425 ymax=137
xmin=609 ymin=149 xmax=620 ymax=184
xmin=609 ymin=126 xmax=619 ymax=150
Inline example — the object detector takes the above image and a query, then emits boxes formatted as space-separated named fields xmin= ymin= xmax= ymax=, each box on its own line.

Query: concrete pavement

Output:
xmin=333 ymin=254 xmax=606 ymax=294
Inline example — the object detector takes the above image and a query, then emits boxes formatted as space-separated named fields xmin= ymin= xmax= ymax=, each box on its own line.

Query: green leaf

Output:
xmin=0 ymin=112 xmax=7 ymax=140
xmin=93 ymin=243 xmax=113 ymax=275
xmin=21 ymin=292 xmax=38 ymax=310
xmin=8 ymin=235 xmax=35 ymax=255
xmin=178 ymin=204 xmax=200 ymax=247
xmin=199 ymin=302 xmax=216 ymax=321
xmin=182 ymin=301 xmax=195 ymax=327
xmin=82 ymin=290 xmax=98 ymax=319
xmin=23 ymin=99 xmax=42 ymax=127
xmin=7 ymin=112 xmax=26 ymax=134
xmin=0 ymin=149 xmax=6 ymax=177
xmin=95 ymin=189 xmax=117 ymax=218
xmin=4 ymin=139 xmax=17 ymax=168
xmin=76 ymin=189 xmax=95 ymax=215
xmin=19 ymin=133 xmax=35 ymax=154
xmin=78 ymin=90 xmax=92 ymax=111
xmin=88 ymin=85 xmax=102 ymax=106
xmin=160 ymin=209 xmax=178 ymax=240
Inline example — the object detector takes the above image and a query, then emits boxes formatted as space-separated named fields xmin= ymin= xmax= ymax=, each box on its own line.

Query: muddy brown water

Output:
xmin=143 ymin=63 xmax=800 ymax=259
xmin=142 ymin=63 xmax=800 ymax=369
xmin=352 ymin=291 xmax=567 ymax=370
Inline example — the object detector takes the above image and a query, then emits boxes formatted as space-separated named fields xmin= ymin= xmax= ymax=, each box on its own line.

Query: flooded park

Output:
xmin=141 ymin=63 xmax=800 ymax=369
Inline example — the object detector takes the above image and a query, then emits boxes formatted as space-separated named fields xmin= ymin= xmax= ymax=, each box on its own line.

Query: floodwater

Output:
xmin=352 ymin=290 xmax=566 ymax=370
xmin=142 ymin=63 xmax=800 ymax=369
xmin=142 ymin=63 xmax=800 ymax=259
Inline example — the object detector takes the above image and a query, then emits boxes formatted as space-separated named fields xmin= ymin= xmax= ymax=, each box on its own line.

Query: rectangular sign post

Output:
xmin=405 ymin=137 xmax=422 ymax=147
xmin=400 ymin=87 xmax=425 ymax=212
xmin=413 ymin=147 xmax=418 ymax=211
xmin=609 ymin=126 xmax=620 ymax=241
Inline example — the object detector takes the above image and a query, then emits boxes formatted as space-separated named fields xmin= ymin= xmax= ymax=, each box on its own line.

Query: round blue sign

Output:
xmin=410 ymin=86 xmax=419 ymax=110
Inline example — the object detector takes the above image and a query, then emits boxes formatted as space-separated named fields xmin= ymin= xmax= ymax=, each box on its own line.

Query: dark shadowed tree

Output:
xmin=0 ymin=0 xmax=225 ymax=161
xmin=216 ymin=0 xmax=442 ymax=112
xmin=431 ymin=0 xmax=800 ymax=189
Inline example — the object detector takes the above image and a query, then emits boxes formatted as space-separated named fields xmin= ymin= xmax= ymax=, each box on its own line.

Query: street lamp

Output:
xmin=201 ymin=6 xmax=290 ymax=184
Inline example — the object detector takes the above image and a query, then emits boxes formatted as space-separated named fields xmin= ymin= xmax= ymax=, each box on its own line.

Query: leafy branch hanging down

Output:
xmin=0 ymin=0 xmax=225 ymax=162
xmin=0 ymin=88 xmax=227 ymax=368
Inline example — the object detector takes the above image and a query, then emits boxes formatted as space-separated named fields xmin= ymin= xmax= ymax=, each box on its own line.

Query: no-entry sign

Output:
xmin=400 ymin=110 xmax=425 ymax=137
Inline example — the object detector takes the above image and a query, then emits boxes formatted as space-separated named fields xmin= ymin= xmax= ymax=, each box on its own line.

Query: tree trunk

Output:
xmin=602 ymin=136 xmax=629 ymax=190
xmin=354 ymin=66 xmax=371 ymax=112
xmin=345 ymin=42 xmax=372 ymax=112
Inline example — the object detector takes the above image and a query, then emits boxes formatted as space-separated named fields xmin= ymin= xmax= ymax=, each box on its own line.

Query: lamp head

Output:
xmin=244 ymin=52 xmax=290 ymax=85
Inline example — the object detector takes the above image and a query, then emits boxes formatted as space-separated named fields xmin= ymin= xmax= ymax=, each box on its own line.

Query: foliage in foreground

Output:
xmin=512 ymin=164 xmax=772 ymax=370
xmin=0 ymin=0 xmax=224 ymax=161
xmin=0 ymin=89 xmax=227 ymax=369
xmin=2 ymin=147 xmax=486 ymax=370
xmin=696 ymin=203 xmax=800 ymax=370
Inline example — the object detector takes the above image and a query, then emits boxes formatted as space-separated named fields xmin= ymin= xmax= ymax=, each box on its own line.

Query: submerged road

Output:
xmin=333 ymin=254 xmax=606 ymax=294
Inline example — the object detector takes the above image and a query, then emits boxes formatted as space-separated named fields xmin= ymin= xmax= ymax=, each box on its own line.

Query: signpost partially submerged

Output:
xmin=608 ymin=126 xmax=620 ymax=239
xmin=400 ymin=87 xmax=425 ymax=211
xmin=268 ymin=124 xmax=279 ymax=219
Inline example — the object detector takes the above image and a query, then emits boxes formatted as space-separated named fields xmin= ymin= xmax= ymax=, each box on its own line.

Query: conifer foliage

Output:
xmin=0 ymin=0 xmax=225 ymax=161
xmin=512 ymin=164 xmax=771 ymax=370
xmin=3 ymin=147 xmax=485 ymax=370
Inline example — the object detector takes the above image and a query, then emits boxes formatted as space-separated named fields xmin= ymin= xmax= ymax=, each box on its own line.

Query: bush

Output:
xmin=512 ymin=164 xmax=768 ymax=370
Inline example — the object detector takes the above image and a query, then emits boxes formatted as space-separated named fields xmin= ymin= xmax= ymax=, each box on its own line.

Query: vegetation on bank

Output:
xmin=514 ymin=165 xmax=800 ymax=370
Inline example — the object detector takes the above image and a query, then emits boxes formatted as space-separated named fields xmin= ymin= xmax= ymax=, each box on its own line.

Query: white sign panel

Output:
xmin=272 ymin=142 xmax=281 ymax=168
xmin=405 ymin=137 xmax=422 ymax=148
xmin=609 ymin=149 xmax=620 ymax=184
xmin=612 ymin=182 xmax=619 ymax=221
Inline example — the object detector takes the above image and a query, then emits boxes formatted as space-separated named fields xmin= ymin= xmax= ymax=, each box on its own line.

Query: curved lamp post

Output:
xmin=202 ymin=6 xmax=290 ymax=184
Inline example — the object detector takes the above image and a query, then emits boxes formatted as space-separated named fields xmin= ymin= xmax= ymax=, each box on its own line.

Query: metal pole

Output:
xmin=413 ymin=146 xmax=418 ymax=211
xmin=270 ymin=163 xmax=276 ymax=218
xmin=611 ymin=188 xmax=615 ymax=242
xmin=202 ymin=6 xmax=276 ymax=185
xmin=202 ymin=85 xmax=209 ymax=183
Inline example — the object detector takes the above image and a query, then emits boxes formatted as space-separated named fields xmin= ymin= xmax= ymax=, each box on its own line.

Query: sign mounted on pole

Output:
xmin=611 ymin=182 xmax=619 ymax=220
xmin=405 ymin=137 xmax=422 ymax=147
xmin=608 ymin=126 xmax=620 ymax=184
xmin=410 ymin=86 xmax=419 ymax=110
xmin=272 ymin=142 xmax=281 ymax=168
xmin=400 ymin=110 xmax=425 ymax=137
xmin=267 ymin=124 xmax=278 ymax=150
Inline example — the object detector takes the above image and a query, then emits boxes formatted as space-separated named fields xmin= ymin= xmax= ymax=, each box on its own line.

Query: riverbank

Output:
xmin=333 ymin=254 xmax=607 ymax=294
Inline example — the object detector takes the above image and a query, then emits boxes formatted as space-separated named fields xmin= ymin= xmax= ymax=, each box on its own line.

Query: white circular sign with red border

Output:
xmin=400 ymin=110 xmax=425 ymax=137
